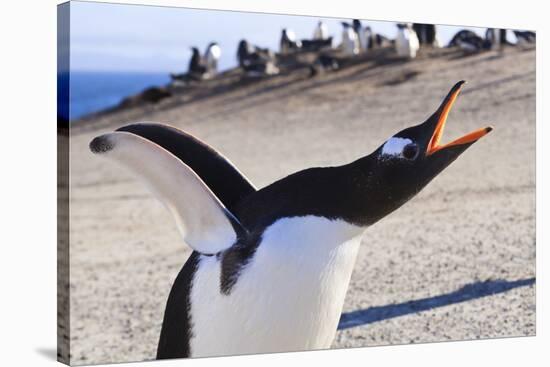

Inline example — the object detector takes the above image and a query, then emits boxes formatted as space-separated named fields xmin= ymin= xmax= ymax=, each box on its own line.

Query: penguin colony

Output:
xmin=90 ymin=81 xmax=492 ymax=359
xmin=170 ymin=20 xmax=533 ymax=83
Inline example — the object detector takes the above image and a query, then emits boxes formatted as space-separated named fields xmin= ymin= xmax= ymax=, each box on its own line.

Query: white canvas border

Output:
xmin=0 ymin=0 xmax=545 ymax=366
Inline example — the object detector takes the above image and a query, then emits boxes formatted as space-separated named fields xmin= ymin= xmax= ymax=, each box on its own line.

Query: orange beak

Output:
xmin=426 ymin=81 xmax=493 ymax=156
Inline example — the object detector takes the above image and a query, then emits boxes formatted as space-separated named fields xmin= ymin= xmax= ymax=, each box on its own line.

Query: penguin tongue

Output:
xmin=427 ymin=81 xmax=492 ymax=156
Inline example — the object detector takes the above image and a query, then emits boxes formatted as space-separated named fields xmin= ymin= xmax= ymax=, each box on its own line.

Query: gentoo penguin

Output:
xmin=89 ymin=81 xmax=492 ymax=360
xmin=500 ymin=29 xmax=511 ymax=45
xmin=301 ymin=38 xmax=334 ymax=53
xmin=237 ymin=39 xmax=254 ymax=68
xmin=280 ymin=28 xmax=301 ymax=54
xmin=188 ymin=47 xmax=207 ymax=76
xmin=395 ymin=23 xmax=420 ymax=59
xmin=313 ymin=20 xmax=329 ymax=40
xmin=362 ymin=27 xmax=390 ymax=49
xmin=364 ymin=26 xmax=376 ymax=50
xmin=352 ymin=19 xmax=368 ymax=53
xmin=485 ymin=29 xmax=502 ymax=50
xmin=204 ymin=42 xmax=221 ymax=76
xmin=340 ymin=22 xmax=360 ymax=56
xmin=303 ymin=22 xmax=333 ymax=53
xmin=309 ymin=54 xmax=340 ymax=77
xmin=447 ymin=30 xmax=486 ymax=51
xmin=513 ymin=30 xmax=536 ymax=46
xmin=236 ymin=39 xmax=279 ymax=76
xmin=412 ymin=23 xmax=438 ymax=46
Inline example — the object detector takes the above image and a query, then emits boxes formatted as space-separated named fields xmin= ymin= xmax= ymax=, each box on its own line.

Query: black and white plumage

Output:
xmin=188 ymin=47 xmax=207 ymax=76
xmin=90 ymin=82 xmax=492 ymax=360
xmin=313 ymin=21 xmax=329 ymax=40
xmin=309 ymin=54 xmax=340 ymax=76
xmin=236 ymin=39 xmax=279 ymax=76
xmin=280 ymin=28 xmax=302 ymax=55
xmin=513 ymin=30 xmax=536 ymax=45
xmin=364 ymin=26 xmax=374 ymax=50
xmin=485 ymin=29 xmax=501 ymax=50
xmin=300 ymin=38 xmax=333 ymax=52
xmin=237 ymin=39 xmax=254 ymax=68
xmin=184 ymin=44 xmax=221 ymax=81
xmin=340 ymin=22 xmax=360 ymax=56
xmin=412 ymin=23 xmax=440 ymax=47
xmin=395 ymin=23 xmax=420 ymax=59
xmin=448 ymin=30 xmax=488 ymax=51
xmin=204 ymin=42 xmax=221 ymax=75
xmin=352 ymin=19 xmax=368 ymax=52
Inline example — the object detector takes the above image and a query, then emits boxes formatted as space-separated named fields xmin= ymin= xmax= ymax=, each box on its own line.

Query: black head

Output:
xmin=349 ymin=81 xmax=492 ymax=224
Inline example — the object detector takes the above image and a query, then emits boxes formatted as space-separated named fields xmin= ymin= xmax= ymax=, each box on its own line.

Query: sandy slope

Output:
xmin=66 ymin=46 xmax=535 ymax=365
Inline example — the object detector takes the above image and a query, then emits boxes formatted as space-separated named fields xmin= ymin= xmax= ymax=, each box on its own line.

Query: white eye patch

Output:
xmin=380 ymin=137 xmax=413 ymax=157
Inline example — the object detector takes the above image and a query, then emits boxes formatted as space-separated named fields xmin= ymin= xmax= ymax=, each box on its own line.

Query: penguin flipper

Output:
xmin=116 ymin=122 xmax=256 ymax=212
xmin=90 ymin=131 xmax=243 ymax=255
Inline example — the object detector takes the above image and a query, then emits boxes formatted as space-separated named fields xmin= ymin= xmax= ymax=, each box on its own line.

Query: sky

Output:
xmin=69 ymin=1 xmax=491 ymax=73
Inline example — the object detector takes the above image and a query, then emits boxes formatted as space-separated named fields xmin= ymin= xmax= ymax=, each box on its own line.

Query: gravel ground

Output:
xmin=64 ymin=46 xmax=535 ymax=365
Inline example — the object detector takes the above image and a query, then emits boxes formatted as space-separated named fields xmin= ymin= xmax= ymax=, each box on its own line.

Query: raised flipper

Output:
xmin=89 ymin=131 xmax=244 ymax=254
xmin=116 ymin=122 xmax=256 ymax=212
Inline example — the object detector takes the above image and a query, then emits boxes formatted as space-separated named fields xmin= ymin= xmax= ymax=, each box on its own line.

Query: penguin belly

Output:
xmin=188 ymin=216 xmax=364 ymax=357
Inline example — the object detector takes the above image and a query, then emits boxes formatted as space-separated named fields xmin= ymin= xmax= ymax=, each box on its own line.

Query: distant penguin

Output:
xmin=448 ymin=30 xmax=486 ymax=51
xmin=236 ymin=39 xmax=279 ymax=76
xmin=237 ymin=39 xmax=254 ymax=68
xmin=301 ymin=38 xmax=333 ymax=52
xmin=188 ymin=47 xmax=207 ymax=76
xmin=364 ymin=26 xmax=374 ymax=50
xmin=513 ymin=30 xmax=536 ymax=46
xmin=485 ymin=28 xmax=501 ymax=50
xmin=309 ymin=54 xmax=340 ymax=76
xmin=280 ymin=28 xmax=302 ymax=54
xmin=500 ymin=29 xmax=513 ymax=45
xmin=412 ymin=23 xmax=437 ymax=46
xmin=313 ymin=21 xmax=329 ymax=40
xmin=340 ymin=22 xmax=360 ymax=56
xmin=245 ymin=62 xmax=280 ymax=77
xmin=395 ymin=23 xmax=420 ymax=59
xmin=204 ymin=42 xmax=221 ymax=75
xmin=352 ymin=19 xmax=368 ymax=52
xmin=90 ymin=81 xmax=492 ymax=359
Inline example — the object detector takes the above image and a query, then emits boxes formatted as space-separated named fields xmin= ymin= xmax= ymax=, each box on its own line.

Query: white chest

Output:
xmin=189 ymin=216 xmax=364 ymax=358
xmin=396 ymin=29 xmax=419 ymax=58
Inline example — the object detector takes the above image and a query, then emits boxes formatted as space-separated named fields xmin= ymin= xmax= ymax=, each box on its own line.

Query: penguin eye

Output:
xmin=402 ymin=143 xmax=419 ymax=160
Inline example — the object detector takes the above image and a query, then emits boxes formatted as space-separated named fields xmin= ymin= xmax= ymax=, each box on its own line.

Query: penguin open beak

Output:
xmin=426 ymin=81 xmax=492 ymax=156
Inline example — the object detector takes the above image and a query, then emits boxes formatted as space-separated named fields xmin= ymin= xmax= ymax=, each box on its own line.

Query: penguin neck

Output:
xmin=235 ymin=156 xmax=392 ymax=232
xmin=348 ymin=153 xmax=418 ymax=224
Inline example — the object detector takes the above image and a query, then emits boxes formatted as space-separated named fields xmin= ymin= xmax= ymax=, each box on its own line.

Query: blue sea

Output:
xmin=61 ymin=71 xmax=171 ymax=120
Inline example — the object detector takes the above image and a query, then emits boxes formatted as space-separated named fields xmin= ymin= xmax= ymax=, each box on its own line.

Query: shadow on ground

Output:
xmin=35 ymin=347 xmax=57 ymax=361
xmin=338 ymin=278 xmax=535 ymax=330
